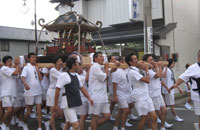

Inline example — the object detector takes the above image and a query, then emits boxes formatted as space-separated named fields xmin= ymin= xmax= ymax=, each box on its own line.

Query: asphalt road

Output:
xmin=8 ymin=97 xmax=197 ymax=130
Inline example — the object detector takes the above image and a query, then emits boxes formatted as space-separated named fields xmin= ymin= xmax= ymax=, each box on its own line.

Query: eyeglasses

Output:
xmin=34 ymin=71 xmax=38 ymax=80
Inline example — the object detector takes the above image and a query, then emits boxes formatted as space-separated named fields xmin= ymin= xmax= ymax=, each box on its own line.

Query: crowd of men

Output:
xmin=0 ymin=49 xmax=199 ymax=130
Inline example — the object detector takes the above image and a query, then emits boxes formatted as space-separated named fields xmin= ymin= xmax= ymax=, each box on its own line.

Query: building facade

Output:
xmin=0 ymin=26 xmax=51 ymax=59
xmin=58 ymin=0 xmax=200 ymax=78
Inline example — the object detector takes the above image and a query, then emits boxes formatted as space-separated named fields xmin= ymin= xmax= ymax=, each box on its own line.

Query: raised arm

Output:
xmin=153 ymin=62 xmax=163 ymax=78
xmin=36 ymin=66 xmax=43 ymax=81
xmin=140 ymin=64 xmax=150 ymax=83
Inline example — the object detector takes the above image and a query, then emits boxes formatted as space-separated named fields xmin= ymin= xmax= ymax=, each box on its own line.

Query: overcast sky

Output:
xmin=0 ymin=0 xmax=59 ymax=29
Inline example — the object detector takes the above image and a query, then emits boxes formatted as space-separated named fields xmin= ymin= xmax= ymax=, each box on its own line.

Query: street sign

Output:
xmin=147 ymin=27 xmax=153 ymax=54
xmin=129 ymin=0 xmax=141 ymax=21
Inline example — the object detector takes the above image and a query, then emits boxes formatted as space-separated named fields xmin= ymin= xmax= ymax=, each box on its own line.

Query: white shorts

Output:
xmin=25 ymin=95 xmax=42 ymax=105
xmin=63 ymin=107 xmax=78 ymax=123
xmin=46 ymin=89 xmax=62 ymax=107
xmin=76 ymin=100 xmax=89 ymax=115
xmin=2 ymin=96 xmax=16 ymax=107
xmin=118 ymin=99 xmax=129 ymax=109
xmin=89 ymin=103 xmax=110 ymax=115
xmin=151 ymin=95 xmax=166 ymax=110
xmin=194 ymin=100 xmax=200 ymax=115
xmin=164 ymin=93 xmax=175 ymax=106
xmin=14 ymin=99 xmax=26 ymax=107
xmin=135 ymin=98 xmax=155 ymax=116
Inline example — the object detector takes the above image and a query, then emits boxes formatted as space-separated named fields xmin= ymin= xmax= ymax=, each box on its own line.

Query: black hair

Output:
xmin=108 ymin=55 xmax=115 ymax=62
xmin=52 ymin=56 xmax=62 ymax=64
xmin=125 ymin=53 xmax=135 ymax=66
xmin=28 ymin=52 xmax=36 ymax=59
xmin=198 ymin=50 xmax=200 ymax=56
xmin=119 ymin=56 xmax=124 ymax=62
xmin=185 ymin=63 xmax=190 ymax=69
xmin=154 ymin=56 xmax=162 ymax=62
xmin=142 ymin=54 xmax=152 ymax=61
xmin=168 ymin=58 xmax=174 ymax=67
xmin=93 ymin=52 xmax=103 ymax=62
xmin=2 ymin=55 xmax=12 ymax=64
xmin=66 ymin=58 xmax=77 ymax=70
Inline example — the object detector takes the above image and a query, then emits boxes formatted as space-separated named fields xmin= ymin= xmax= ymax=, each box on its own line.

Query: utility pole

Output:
xmin=34 ymin=0 xmax=38 ymax=55
xmin=143 ymin=0 xmax=153 ymax=54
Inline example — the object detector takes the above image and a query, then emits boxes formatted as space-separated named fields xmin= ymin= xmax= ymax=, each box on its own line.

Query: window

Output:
xmin=161 ymin=45 xmax=170 ymax=60
xmin=1 ymin=40 xmax=10 ymax=51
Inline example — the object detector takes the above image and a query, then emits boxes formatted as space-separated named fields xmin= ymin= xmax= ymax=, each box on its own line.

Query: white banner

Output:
xmin=129 ymin=0 xmax=140 ymax=21
xmin=147 ymin=27 xmax=153 ymax=54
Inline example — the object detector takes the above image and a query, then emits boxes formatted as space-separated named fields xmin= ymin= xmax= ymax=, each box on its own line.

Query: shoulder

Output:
xmin=189 ymin=63 xmax=198 ymax=69
xmin=112 ymin=69 xmax=119 ymax=76
xmin=148 ymin=69 xmax=154 ymax=73
xmin=23 ymin=66 xmax=29 ymax=70
xmin=1 ymin=66 xmax=9 ymax=71
xmin=90 ymin=64 xmax=101 ymax=72
xmin=50 ymin=68 xmax=56 ymax=72
xmin=91 ymin=63 xmax=100 ymax=69
xmin=60 ymin=72 xmax=70 ymax=77
xmin=58 ymin=72 xmax=71 ymax=82
xmin=129 ymin=68 xmax=138 ymax=74
xmin=1 ymin=66 xmax=13 ymax=73
xmin=42 ymin=67 xmax=49 ymax=73
xmin=148 ymin=69 xmax=155 ymax=74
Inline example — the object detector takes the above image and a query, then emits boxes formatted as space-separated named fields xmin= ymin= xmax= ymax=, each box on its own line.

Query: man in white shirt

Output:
xmin=12 ymin=57 xmax=25 ymax=127
xmin=171 ymin=50 xmax=200 ymax=130
xmin=45 ymin=56 xmax=63 ymax=130
xmin=125 ymin=53 xmax=157 ymax=130
xmin=143 ymin=54 xmax=169 ymax=130
xmin=162 ymin=59 xmax=183 ymax=122
xmin=107 ymin=55 xmax=120 ymax=121
xmin=76 ymin=63 xmax=90 ymax=130
xmin=88 ymin=52 xmax=110 ymax=130
xmin=41 ymin=67 xmax=50 ymax=105
xmin=40 ymin=67 xmax=50 ymax=120
xmin=21 ymin=52 xmax=43 ymax=130
xmin=54 ymin=58 xmax=93 ymax=130
xmin=112 ymin=67 xmax=132 ymax=130
xmin=0 ymin=55 xmax=20 ymax=130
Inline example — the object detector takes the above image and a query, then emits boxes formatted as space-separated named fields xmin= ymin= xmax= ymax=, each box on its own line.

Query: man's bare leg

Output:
xmin=138 ymin=115 xmax=148 ymax=130
xmin=79 ymin=115 xmax=87 ymax=130
xmin=149 ymin=111 xmax=157 ymax=130
xmin=120 ymin=108 xmax=129 ymax=128
xmin=36 ymin=104 xmax=42 ymax=128
xmin=24 ymin=105 xmax=33 ymax=124
xmin=3 ymin=107 xmax=13 ymax=125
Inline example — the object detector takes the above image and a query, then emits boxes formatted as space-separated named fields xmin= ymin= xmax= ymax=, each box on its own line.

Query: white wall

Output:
xmin=59 ymin=0 xmax=163 ymax=27
xmin=158 ymin=0 xmax=200 ymax=78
